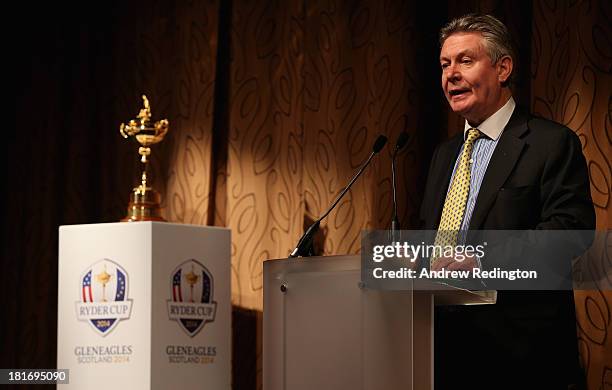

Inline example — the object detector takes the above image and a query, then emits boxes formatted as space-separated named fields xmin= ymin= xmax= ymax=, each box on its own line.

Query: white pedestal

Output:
xmin=57 ymin=222 xmax=231 ymax=389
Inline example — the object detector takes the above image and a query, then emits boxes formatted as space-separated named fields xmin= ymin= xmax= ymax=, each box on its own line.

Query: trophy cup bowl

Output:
xmin=120 ymin=95 xmax=169 ymax=222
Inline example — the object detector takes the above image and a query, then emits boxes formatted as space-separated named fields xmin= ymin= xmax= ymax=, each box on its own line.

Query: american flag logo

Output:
xmin=82 ymin=271 xmax=93 ymax=302
xmin=170 ymin=260 xmax=213 ymax=304
xmin=80 ymin=264 xmax=127 ymax=303
xmin=77 ymin=259 xmax=131 ymax=336
xmin=168 ymin=259 xmax=216 ymax=336
xmin=172 ymin=269 xmax=183 ymax=301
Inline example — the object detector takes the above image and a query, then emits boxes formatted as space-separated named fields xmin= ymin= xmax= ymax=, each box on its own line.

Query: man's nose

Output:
xmin=444 ymin=64 xmax=461 ymax=82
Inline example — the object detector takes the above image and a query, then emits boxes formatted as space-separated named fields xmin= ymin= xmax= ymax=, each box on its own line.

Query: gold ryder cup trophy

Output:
xmin=119 ymin=95 xmax=169 ymax=222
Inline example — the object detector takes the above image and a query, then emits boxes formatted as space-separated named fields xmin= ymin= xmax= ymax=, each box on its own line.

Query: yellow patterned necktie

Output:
xmin=431 ymin=128 xmax=482 ymax=265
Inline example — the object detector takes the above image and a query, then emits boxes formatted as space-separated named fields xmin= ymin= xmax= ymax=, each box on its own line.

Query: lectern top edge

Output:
xmin=264 ymin=254 xmax=497 ymax=306
xmin=59 ymin=221 xmax=230 ymax=231
xmin=264 ymin=254 xmax=353 ymax=263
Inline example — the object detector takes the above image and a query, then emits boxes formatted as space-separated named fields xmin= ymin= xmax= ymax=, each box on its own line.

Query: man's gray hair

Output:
xmin=440 ymin=14 xmax=516 ymax=85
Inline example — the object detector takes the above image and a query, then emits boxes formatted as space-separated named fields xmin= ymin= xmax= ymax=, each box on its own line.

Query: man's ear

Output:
xmin=497 ymin=55 xmax=513 ymax=84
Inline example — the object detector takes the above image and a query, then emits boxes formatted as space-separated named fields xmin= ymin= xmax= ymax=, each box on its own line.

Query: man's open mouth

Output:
xmin=449 ymin=88 xmax=470 ymax=97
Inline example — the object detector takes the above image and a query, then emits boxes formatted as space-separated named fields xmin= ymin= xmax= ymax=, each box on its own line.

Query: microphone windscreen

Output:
xmin=372 ymin=135 xmax=388 ymax=153
xmin=395 ymin=131 xmax=410 ymax=150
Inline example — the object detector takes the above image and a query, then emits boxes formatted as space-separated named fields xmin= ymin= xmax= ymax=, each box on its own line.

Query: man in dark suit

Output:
xmin=420 ymin=14 xmax=595 ymax=390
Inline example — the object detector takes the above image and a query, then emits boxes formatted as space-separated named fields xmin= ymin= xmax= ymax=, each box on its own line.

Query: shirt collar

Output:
xmin=463 ymin=96 xmax=516 ymax=141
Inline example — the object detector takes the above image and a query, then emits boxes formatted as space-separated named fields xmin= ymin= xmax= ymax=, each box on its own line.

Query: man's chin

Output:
xmin=449 ymin=103 xmax=471 ymax=117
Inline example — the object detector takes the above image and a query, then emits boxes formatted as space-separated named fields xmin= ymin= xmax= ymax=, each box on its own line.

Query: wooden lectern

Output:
xmin=263 ymin=255 xmax=496 ymax=390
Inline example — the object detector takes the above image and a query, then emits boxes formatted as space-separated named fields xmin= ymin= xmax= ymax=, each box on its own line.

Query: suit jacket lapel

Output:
xmin=469 ymin=109 xmax=530 ymax=230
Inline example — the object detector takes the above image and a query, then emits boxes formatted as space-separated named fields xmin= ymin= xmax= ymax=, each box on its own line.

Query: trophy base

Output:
xmin=122 ymin=186 xmax=166 ymax=222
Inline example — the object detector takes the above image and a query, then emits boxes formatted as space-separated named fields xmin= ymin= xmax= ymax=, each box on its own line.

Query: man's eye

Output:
xmin=441 ymin=63 xmax=449 ymax=69
xmin=461 ymin=58 xmax=472 ymax=64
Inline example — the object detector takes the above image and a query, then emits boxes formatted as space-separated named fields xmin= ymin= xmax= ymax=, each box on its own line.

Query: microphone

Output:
xmin=391 ymin=132 xmax=409 ymax=239
xmin=289 ymin=134 xmax=388 ymax=258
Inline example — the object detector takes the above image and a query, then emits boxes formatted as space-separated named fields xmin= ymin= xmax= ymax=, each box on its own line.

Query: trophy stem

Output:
xmin=121 ymin=162 xmax=165 ymax=222
xmin=185 ymin=264 xmax=199 ymax=303
xmin=139 ymin=146 xmax=151 ymax=191
xmin=102 ymin=284 xmax=107 ymax=302
xmin=140 ymin=169 xmax=149 ymax=192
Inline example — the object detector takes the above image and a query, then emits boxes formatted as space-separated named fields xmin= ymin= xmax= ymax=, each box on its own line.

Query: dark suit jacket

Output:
xmin=420 ymin=107 xmax=595 ymax=390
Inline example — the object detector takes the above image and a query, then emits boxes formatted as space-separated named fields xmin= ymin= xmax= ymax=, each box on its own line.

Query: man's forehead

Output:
xmin=440 ymin=32 xmax=485 ymax=57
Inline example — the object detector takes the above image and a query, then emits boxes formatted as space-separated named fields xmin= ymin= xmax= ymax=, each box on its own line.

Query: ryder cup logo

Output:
xmin=75 ymin=259 xmax=133 ymax=336
xmin=167 ymin=259 xmax=217 ymax=337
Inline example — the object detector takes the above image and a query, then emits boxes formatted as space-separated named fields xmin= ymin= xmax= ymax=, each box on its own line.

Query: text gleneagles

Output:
xmin=371 ymin=242 xmax=486 ymax=263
